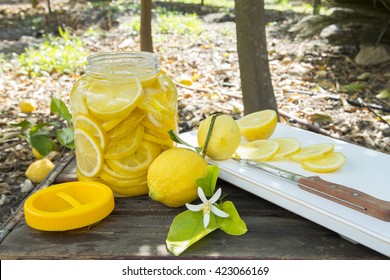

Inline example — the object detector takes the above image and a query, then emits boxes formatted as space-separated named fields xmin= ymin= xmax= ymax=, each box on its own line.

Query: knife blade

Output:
xmin=232 ymin=158 xmax=390 ymax=222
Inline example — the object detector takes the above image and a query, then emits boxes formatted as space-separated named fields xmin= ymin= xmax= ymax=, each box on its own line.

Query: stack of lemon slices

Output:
xmin=234 ymin=110 xmax=346 ymax=173
xmin=71 ymin=76 xmax=177 ymax=196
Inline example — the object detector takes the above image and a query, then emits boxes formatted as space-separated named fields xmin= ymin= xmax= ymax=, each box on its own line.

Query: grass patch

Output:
xmin=17 ymin=27 xmax=87 ymax=76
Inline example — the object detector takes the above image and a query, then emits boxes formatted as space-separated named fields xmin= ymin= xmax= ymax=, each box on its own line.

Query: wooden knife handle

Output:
xmin=298 ymin=176 xmax=390 ymax=222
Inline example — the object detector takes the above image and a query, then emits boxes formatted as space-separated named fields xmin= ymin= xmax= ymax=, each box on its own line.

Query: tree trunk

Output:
xmin=140 ymin=0 xmax=153 ymax=52
xmin=234 ymin=0 xmax=278 ymax=115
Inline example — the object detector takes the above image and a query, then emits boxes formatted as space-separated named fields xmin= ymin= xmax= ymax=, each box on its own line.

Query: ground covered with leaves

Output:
xmin=1 ymin=0 xmax=389 ymax=225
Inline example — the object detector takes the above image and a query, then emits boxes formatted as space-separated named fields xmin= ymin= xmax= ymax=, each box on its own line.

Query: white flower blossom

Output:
xmin=186 ymin=187 xmax=229 ymax=228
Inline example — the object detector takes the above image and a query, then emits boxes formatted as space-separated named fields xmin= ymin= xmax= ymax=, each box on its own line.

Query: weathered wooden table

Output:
xmin=0 ymin=156 xmax=387 ymax=259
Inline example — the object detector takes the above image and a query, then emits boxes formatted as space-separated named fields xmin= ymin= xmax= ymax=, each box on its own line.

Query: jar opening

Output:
xmin=86 ymin=51 xmax=160 ymax=78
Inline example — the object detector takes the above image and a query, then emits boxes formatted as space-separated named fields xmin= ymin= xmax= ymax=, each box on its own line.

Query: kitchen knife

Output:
xmin=233 ymin=158 xmax=390 ymax=222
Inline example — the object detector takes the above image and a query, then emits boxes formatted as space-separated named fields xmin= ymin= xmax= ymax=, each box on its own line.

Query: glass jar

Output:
xmin=70 ymin=51 xmax=178 ymax=197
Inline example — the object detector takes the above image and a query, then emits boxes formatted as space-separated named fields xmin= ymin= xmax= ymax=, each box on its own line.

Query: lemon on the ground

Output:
xmin=302 ymin=152 xmax=346 ymax=173
xmin=106 ymin=140 xmax=160 ymax=176
xmin=270 ymin=138 xmax=301 ymax=160
xmin=235 ymin=140 xmax=280 ymax=162
xmin=197 ymin=114 xmax=241 ymax=160
xmin=74 ymin=128 xmax=104 ymax=177
xmin=19 ymin=100 xmax=36 ymax=113
xmin=290 ymin=143 xmax=334 ymax=162
xmin=86 ymin=80 xmax=142 ymax=120
xmin=104 ymin=125 xmax=144 ymax=159
xmin=107 ymin=107 xmax=145 ymax=140
xmin=147 ymin=148 xmax=208 ymax=207
xmin=73 ymin=114 xmax=107 ymax=149
xmin=236 ymin=109 xmax=278 ymax=141
xmin=25 ymin=158 xmax=55 ymax=183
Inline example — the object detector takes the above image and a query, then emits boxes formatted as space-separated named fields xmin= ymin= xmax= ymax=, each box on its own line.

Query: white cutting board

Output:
xmin=180 ymin=123 xmax=390 ymax=257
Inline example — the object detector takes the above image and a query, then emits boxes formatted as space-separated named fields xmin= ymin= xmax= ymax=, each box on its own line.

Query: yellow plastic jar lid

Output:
xmin=24 ymin=181 xmax=115 ymax=231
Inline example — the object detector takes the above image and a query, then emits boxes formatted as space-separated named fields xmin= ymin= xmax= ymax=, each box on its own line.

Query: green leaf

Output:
xmin=166 ymin=210 xmax=218 ymax=256
xmin=50 ymin=98 xmax=72 ymax=123
xmin=196 ymin=165 xmax=219 ymax=197
xmin=56 ymin=127 xmax=74 ymax=149
xmin=216 ymin=201 xmax=247 ymax=236
xmin=30 ymin=134 xmax=56 ymax=156
xmin=376 ymin=89 xmax=390 ymax=99
xmin=10 ymin=120 xmax=31 ymax=130
xmin=168 ymin=130 xmax=202 ymax=154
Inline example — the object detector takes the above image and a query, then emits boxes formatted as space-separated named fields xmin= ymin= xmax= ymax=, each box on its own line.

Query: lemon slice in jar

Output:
xmin=270 ymin=138 xmax=301 ymax=160
xmin=106 ymin=140 xmax=161 ymax=176
xmin=302 ymin=152 xmax=346 ymax=173
xmin=234 ymin=140 xmax=280 ymax=162
xmin=236 ymin=110 xmax=278 ymax=141
xmin=104 ymin=125 xmax=145 ymax=159
xmin=73 ymin=114 xmax=107 ymax=149
xmin=86 ymin=79 xmax=142 ymax=120
xmin=107 ymin=107 xmax=145 ymax=140
xmin=290 ymin=143 xmax=334 ymax=162
xmin=74 ymin=128 xmax=104 ymax=177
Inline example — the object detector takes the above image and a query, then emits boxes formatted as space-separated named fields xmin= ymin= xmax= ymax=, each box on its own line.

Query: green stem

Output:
xmin=202 ymin=114 xmax=220 ymax=158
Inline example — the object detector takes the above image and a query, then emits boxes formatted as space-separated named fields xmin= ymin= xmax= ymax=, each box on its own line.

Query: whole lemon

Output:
xmin=25 ymin=158 xmax=55 ymax=184
xmin=147 ymin=148 xmax=208 ymax=207
xmin=19 ymin=100 xmax=37 ymax=113
xmin=197 ymin=114 xmax=241 ymax=160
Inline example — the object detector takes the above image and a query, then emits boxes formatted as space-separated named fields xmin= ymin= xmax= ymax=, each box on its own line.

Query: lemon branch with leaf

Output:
xmin=164 ymin=114 xmax=247 ymax=256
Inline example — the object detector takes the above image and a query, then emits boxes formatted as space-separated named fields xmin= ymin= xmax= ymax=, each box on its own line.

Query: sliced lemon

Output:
xmin=73 ymin=114 xmax=107 ymax=149
xmin=235 ymin=140 xmax=280 ymax=162
xmin=101 ymin=164 xmax=145 ymax=180
xmin=74 ymin=128 xmax=104 ymax=177
xmin=86 ymin=79 xmax=142 ymax=120
xmin=290 ymin=143 xmax=334 ymax=162
xmin=100 ymin=171 xmax=147 ymax=188
xmin=302 ymin=152 xmax=346 ymax=173
xmin=107 ymin=107 xmax=145 ymax=140
xmin=143 ymin=132 xmax=174 ymax=148
xmin=101 ymin=113 xmax=130 ymax=132
xmin=104 ymin=125 xmax=144 ymax=159
xmin=110 ymin=183 xmax=148 ymax=197
xmin=106 ymin=140 xmax=161 ymax=176
xmin=270 ymin=138 xmax=301 ymax=160
xmin=236 ymin=109 xmax=278 ymax=141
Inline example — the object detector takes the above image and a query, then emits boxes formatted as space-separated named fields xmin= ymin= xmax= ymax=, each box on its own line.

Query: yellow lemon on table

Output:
xmin=235 ymin=140 xmax=280 ymax=162
xmin=25 ymin=158 xmax=55 ymax=184
xmin=236 ymin=109 xmax=277 ymax=141
xmin=197 ymin=114 xmax=241 ymax=160
xmin=290 ymin=143 xmax=334 ymax=162
xmin=302 ymin=152 xmax=346 ymax=173
xmin=147 ymin=148 xmax=208 ymax=207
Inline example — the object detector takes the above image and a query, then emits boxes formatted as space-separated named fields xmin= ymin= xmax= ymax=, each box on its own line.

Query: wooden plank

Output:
xmin=0 ymin=158 xmax=387 ymax=259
